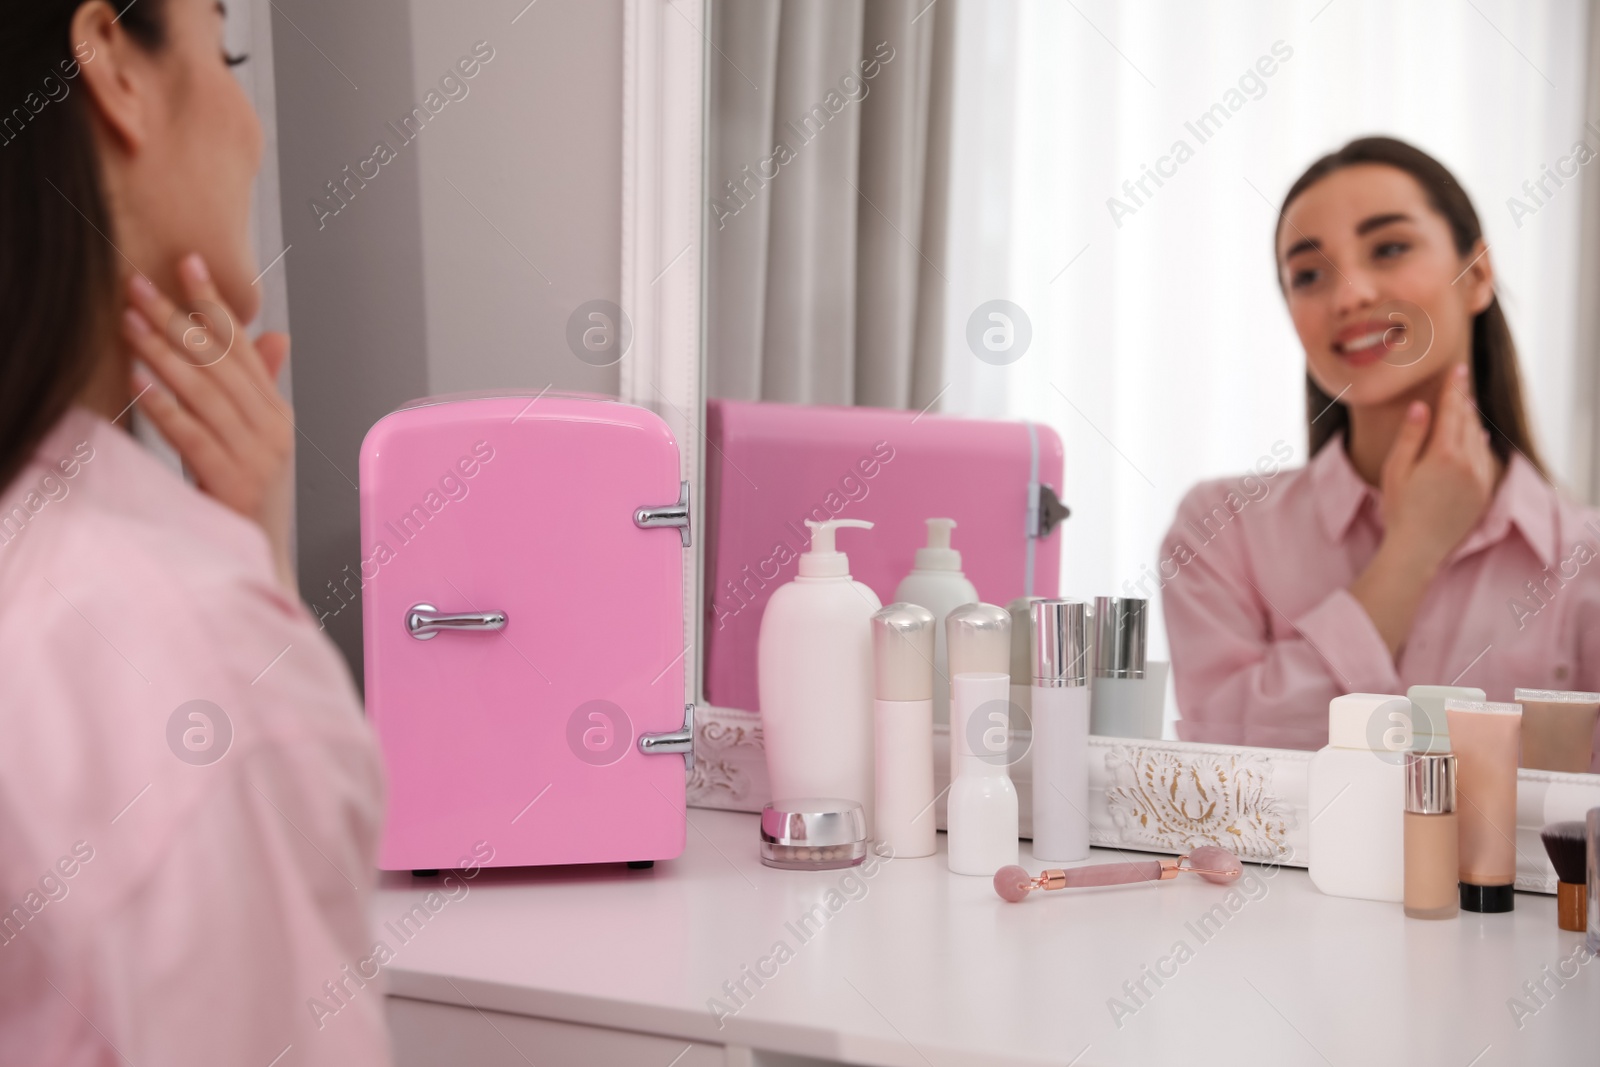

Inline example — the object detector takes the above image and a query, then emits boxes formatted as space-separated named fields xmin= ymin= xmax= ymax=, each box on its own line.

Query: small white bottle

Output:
xmin=895 ymin=519 xmax=980 ymax=730
xmin=758 ymin=519 xmax=882 ymax=835
xmin=1090 ymin=597 xmax=1163 ymax=739
xmin=1031 ymin=599 xmax=1090 ymax=862
xmin=871 ymin=603 xmax=937 ymax=858
xmin=947 ymin=671 xmax=1019 ymax=875
xmin=1007 ymin=597 xmax=1046 ymax=719
xmin=945 ymin=603 xmax=1011 ymax=784
xmin=1307 ymin=692 xmax=1411 ymax=902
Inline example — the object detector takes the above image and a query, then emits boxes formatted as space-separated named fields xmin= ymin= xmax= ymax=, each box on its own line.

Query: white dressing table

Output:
xmin=373 ymin=809 xmax=1597 ymax=1067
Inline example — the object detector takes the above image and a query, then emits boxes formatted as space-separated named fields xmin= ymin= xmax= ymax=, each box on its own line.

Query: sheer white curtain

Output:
xmin=936 ymin=0 xmax=1591 ymax=701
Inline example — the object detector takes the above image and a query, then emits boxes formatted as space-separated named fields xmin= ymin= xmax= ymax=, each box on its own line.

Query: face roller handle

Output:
xmin=993 ymin=845 xmax=1244 ymax=902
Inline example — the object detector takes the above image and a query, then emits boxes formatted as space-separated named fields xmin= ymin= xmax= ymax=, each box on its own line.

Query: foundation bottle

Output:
xmin=1403 ymin=751 xmax=1459 ymax=921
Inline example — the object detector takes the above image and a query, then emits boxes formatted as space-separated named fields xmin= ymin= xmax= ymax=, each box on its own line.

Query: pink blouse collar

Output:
xmin=1306 ymin=431 xmax=1558 ymax=569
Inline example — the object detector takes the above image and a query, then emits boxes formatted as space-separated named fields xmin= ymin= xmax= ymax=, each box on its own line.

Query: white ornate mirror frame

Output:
xmin=617 ymin=0 xmax=1600 ymax=897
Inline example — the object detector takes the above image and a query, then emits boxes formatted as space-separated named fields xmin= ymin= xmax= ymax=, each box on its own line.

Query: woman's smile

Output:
xmin=1333 ymin=317 xmax=1406 ymax=365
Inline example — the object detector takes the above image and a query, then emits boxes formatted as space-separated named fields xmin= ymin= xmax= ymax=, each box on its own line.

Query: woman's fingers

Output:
xmin=171 ymin=255 xmax=290 ymax=438
xmin=120 ymin=301 xmax=255 ymax=462
xmin=1428 ymin=362 xmax=1468 ymax=453
xmin=255 ymin=331 xmax=290 ymax=383
xmin=1384 ymin=399 xmax=1430 ymax=489
xmin=129 ymin=365 xmax=234 ymax=489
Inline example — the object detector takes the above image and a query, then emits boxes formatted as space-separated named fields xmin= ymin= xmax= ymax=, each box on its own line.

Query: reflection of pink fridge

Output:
xmin=704 ymin=399 xmax=1066 ymax=714
xmin=360 ymin=393 xmax=694 ymax=871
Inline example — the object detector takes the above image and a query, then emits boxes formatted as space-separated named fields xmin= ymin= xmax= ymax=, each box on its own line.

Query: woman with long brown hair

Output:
xmin=0 ymin=2 xmax=388 ymax=1062
xmin=1161 ymin=136 xmax=1600 ymax=764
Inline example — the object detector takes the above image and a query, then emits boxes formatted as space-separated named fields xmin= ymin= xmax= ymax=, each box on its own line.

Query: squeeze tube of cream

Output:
xmin=1445 ymin=700 xmax=1522 ymax=891
xmin=1512 ymin=689 xmax=1599 ymax=773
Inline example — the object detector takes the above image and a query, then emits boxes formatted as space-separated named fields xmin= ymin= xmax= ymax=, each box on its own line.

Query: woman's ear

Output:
xmin=71 ymin=0 xmax=153 ymax=151
xmin=1458 ymin=237 xmax=1496 ymax=316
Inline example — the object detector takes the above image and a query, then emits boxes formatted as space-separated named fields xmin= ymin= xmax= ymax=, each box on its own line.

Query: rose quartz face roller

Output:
xmin=993 ymin=845 xmax=1244 ymax=902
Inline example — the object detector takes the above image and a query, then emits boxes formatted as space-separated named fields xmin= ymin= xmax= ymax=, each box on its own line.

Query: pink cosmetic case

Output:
xmin=704 ymin=399 xmax=1066 ymax=714
xmin=360 ymin=392 xmax=694 ymax=871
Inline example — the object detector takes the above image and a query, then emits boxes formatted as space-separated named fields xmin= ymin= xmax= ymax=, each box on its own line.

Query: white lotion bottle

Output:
xmin=945 ymin=603 xmax=1011 ymax=784
xmin=1307 ymin=692 xmax=1411 ymax=902
xmin=947 ymin=671 xmax=1019 ymax=875
xmin=871 ymin=603 xmax=937 ymax=857
xmin=1031 ymin=599 xmax=1091 ymax=862
xmin=757 ymin=519 xmax=882 ymax=835
xmin=894 ymin=519 xmax=979 ymax=731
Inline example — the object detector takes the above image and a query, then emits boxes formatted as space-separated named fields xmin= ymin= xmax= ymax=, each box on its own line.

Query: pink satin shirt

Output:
xmin=0 ymin=407 xmax=390 ymax=1065
xmin=1162 ymin=433 xmax=1600 ymax=767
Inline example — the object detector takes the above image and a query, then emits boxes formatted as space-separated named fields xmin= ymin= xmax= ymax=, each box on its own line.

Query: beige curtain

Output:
xmin=707 ymin=0 xmax=952 ymax=410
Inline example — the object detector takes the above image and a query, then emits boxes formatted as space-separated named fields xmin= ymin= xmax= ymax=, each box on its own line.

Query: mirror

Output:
xmin=693 ymin=0 xmax=1600 ymax=778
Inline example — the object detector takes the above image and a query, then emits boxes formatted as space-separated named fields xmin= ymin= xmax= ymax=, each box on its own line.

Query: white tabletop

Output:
xmin=373 ymin=808 xmax=1598 ymax=1067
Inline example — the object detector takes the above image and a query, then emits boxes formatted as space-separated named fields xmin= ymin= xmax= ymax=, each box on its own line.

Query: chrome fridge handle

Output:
xmin=638 ymin=704 xmax=696 ymax=768
xmin=406 ymin=603 xmax=508 ymax=641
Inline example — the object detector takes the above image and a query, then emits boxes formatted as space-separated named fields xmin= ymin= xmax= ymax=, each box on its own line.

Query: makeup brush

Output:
xmin=994 ymin=845 xmax=1243 ymax=902
xmin=1540 ymin=821 xmax=1589 ymax=932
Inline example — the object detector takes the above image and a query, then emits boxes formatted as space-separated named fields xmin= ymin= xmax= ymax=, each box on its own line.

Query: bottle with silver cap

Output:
xmin=1006 ymin=596 xmax=1047 ymax=719
xmin=945 ymin=602 xmax=1011 ymax=784
xmin=945 ymin=603 xmax=1018 ymax=875
xmin=872 ymin=603 xmax=937 ymax=858
xmin=1031 ymin=599 xmax=1090 ymax=862
xmin=1403 ymin=751 xmax=1459 ymax=920
xmin=1090 ymin=597 xmax=1160 ymax=739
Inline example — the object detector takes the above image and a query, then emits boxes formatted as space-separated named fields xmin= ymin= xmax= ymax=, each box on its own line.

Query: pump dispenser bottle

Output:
xmin=895 ymin=519 xmax=979 ymax=731
xmin=1031 ymin=599 xmax=1091 ymax=862
xmin=758 ymin=519 xmax=882 ymax=834
xmin=872 ymin=603 xmax=937 ymax=858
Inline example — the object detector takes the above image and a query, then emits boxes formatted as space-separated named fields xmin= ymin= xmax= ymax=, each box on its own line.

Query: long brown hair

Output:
xmin=0 ymin=1 xmax=168 ymax=495
xmin=1277 ymin=136 xmax=1548 ymax=479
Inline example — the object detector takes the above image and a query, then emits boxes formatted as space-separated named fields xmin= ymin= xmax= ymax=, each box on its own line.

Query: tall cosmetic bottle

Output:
xmin=1445 ymin=699 xmax=1522 ymax=913
xmin=872 ymin=603 xmax=937 ymax=858
xmin=1307 ymin=693 xmax=1409 ymax=902
xmin=1031 ymin=600 xmax=1091 ymax=862
xmin=1090 ymin=597 xmax=1159 ymax=739
xmin=1406 ymin=684 xmax=1485 ymax=754
xmin=947 ymin=671 xmax=1020 ymax=875
xmin=945 ymin=603 xmax=1011 ymax=781
xmin=757 ymin=519 xmax=882 ymax=834
xmin=1403 ymin=752 xmax=1459 ymax=920
xmin=1006 ymin=596 xmax=1046 ymax=719
xmin=894 ymin=519 xmax=979 ymax=731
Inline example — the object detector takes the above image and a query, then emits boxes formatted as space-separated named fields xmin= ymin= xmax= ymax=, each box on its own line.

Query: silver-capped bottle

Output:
xmin=1031 ymin=599 xmax=1090 ymax=862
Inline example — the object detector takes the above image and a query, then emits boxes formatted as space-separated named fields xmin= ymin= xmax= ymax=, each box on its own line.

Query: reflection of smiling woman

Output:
xmin=1163 ymin=137 xmax=1600 ymax=765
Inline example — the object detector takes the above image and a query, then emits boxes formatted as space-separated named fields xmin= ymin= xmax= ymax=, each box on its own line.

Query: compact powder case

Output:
xmin=760 ymin=798 xmax=868 ymax=870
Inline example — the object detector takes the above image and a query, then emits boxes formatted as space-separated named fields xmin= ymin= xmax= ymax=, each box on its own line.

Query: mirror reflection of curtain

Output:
xmin=708 ymin=0 xmax=953 ymax=409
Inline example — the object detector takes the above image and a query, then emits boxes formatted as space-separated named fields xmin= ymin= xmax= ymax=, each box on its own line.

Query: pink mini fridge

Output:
xmin=704 ymin=399 xmax=1067 ymax=715
xmin=360 ymin=392 xmax=693 ymax=872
